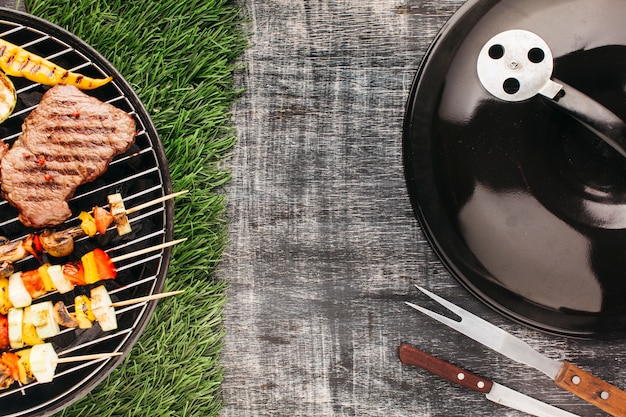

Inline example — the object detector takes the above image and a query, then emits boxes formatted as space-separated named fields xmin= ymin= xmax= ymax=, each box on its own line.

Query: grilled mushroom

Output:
xmin=39 ymin=228 xmax=82 ymax=258
xmin=52 ymin=301 xmax=79 ymax=328
xmin=0 ymin=366 xmax=13 ymax=389
xmin=0 ymin=261 xmax=13 ymax=279
xmin=0 ymin=240 xmax=26 ymax=263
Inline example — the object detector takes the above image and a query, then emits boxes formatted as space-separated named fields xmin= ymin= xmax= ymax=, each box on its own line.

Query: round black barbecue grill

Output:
xmin=0 ymin=8 xmax=173 ymax=416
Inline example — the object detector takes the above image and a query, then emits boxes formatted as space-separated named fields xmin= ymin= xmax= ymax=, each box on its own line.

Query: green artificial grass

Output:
xmin=21 ymin=0 xmax=247 ymax=415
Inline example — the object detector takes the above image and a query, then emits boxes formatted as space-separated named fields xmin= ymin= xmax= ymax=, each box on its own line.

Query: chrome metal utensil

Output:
xmin=398 ymin=343 xmax=580 ymax=417
xmin=406 ymin=286 xmax=626 ymax=416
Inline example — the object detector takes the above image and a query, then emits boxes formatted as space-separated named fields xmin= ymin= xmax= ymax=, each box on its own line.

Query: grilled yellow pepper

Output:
xmin=74 ymin=295 xmax=95 ymax=329
xmin=37 ymin=264 xmax=56 ymax=293
xmin=81 ymin=251 xmax=99 ymax=285
xmin=78 ymin=211 xmax=97 ymax=238
xmin=0 ymin=277 xmax=11 ymax=315
xmin=0 ymin=38 xmax=112 ymax=90
xmin=16 ymin=348 xmax=33 ymax=384
xmin=0 ymin=71 xmax=15 ymax=123
xmin=22 ymin=307 xmax=44 ymax=347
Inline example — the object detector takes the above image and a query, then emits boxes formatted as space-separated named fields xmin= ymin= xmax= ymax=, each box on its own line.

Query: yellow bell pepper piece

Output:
xmin=16 ymin=348 xmax=32 ymax=384
xmin=81 ymin=251 xmax=99 ymax=285
xmin=22 ymin=321 xmax=44 ymax=347
xmin=0 ymin=277 xmax=11 ymax=315
xmin=22 ymin=307 xmax=44 ymax=347
xmin=0 ymin=38 xmax=112 ymax=89
xmin=37 ymin=264 xmax=55 ymax=292
xmin=0 ymin=71 xmax=15 ymax=123
xmin=78 ymin=211 xmax=97 ymax=238
xmin=74 ymin=294 xmax=95 ymax=329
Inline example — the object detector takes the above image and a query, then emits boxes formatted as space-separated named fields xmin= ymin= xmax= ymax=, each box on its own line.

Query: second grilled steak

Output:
xmin=0 ymin=84 xmax=136 ymax=228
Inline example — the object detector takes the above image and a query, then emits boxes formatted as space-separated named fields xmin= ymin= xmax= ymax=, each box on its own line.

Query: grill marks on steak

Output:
xmin=0 ymin=84 xmax=136 ymax=228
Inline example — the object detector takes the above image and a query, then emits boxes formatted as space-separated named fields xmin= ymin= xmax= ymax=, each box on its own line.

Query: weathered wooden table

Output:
xmin=220 ymin=1 xmax=625 ymax=416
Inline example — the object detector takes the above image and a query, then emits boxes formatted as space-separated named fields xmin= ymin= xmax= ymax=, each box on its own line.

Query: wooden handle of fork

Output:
xmin=554 ymin=361 xmax=626 ymax=417
xmin=398 ymin=343 xmax=493 ymax=393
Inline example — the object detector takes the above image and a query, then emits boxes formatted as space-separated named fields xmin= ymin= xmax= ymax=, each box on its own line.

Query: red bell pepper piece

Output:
xmin=20 ymin=270 xmax=47 ymax=299
xmin=63 ymin=261 xmax=86 ymax=286
xmin=1 ymin=352 xmax=19 ymax=380
xmin=23 ymin=234 xmax=43 ymax=261
xmin=0 ymin=315 xmax=8 ymax=351
xmin=93 ymin=206 xmax=114 ymax=236
xmin=93 ymin=248 xmax=116 ymax=280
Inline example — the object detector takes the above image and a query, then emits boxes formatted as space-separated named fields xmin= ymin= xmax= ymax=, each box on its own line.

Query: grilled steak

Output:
xmin=0 ymin=84 xmax=136 ymax=228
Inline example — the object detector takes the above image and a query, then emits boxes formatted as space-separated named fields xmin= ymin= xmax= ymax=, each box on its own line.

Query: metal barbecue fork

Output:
xmin=406 ymin=285 xmax=626 ymax=416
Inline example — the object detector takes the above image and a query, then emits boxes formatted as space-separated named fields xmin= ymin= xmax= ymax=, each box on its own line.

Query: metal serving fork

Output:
xmin=406 ymin=285 xmax=626 ymax=417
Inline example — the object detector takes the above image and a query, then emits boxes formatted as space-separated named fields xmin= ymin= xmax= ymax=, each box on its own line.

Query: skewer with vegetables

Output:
xmin=0 ymin=191 xmax=187 ymax=277
xmin=0 ymin=239 xmax=184 ymax=313
xmin=4 ymin=286 xmax=117 ymax=350
xmin=0 ymin=288 xmax=182 ymax=389
xmin=40 ymin=190 xmax=187 ymax=257
xmin=1 ymin=342 xmax=122 ymax=388
xmin=0 ymin=287 xmax=183 ymax=351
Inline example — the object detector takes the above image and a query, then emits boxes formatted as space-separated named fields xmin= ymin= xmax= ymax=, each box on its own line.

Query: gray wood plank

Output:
xmin=220 ymin=1 xmax=620 ymax=415
xmin=0 ymin=1 xmax=23 ymax=9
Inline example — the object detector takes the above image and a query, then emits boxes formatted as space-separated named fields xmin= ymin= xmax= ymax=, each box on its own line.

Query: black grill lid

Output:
xmin=404 ymin=0 xmax=626 ymax=339
xmin=0 ymin=8 xmax=173 ymax=416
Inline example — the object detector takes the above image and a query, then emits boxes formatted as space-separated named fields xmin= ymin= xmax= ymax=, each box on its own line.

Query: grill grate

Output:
xmin=0 ymin=9 xmax=173 ymax=417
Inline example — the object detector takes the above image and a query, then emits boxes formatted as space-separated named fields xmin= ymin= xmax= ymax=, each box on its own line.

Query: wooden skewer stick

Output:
xmin=125 ymin=190 xmax=189 ymax=215
xmin=54 ymin=352 xmax=123 ymax=364
xmin=110 ymin=238 xmax=186 ymax=263
xmin=111 ymin=290 xmax=184 ymax=308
